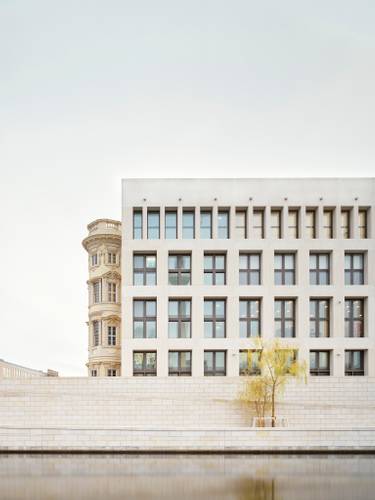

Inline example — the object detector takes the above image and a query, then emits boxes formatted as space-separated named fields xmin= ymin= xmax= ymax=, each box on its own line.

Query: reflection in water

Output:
xmin=0 ymin=454 xmax=374 ymax=500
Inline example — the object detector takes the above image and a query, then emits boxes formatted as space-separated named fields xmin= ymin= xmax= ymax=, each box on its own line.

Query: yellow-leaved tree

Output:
xmin=240 ymin=339 xmax=307 ymax=427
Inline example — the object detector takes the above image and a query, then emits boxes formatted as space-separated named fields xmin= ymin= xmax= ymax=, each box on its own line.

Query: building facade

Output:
xmin=0 ymin=359 xmax=58 ymax=378
xmin=82 ymin=219 xmax=122 ymax=376
xmin=120 ymin=178 xmax=374 ymax=378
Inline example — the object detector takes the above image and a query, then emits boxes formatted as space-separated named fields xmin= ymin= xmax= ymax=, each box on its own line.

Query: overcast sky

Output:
xmin=0 ymin=1 xmax=374 ymax=375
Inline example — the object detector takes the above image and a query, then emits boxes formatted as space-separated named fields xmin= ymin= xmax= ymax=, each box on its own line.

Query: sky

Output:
xmin=0 ymin=0 xmax=374 ymax=375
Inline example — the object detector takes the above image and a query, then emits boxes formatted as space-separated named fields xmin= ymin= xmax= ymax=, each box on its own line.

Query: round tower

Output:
xmin=82 ymin=219 xmax=122 ymax=376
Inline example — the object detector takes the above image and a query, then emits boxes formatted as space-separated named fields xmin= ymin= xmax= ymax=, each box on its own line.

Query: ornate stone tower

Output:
xmin=82 ymin=219 xmax=122 ymax=376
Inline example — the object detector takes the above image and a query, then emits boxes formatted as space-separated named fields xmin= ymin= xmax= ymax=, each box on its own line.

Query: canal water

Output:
xmin=0 ymin=454 xmax=374 ymax=499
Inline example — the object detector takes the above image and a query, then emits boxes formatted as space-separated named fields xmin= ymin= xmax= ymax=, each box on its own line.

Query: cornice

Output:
xmin=82 ymin=233 xmax=121 ymax=251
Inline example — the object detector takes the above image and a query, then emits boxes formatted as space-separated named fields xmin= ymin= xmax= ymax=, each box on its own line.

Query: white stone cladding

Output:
xmin=121 ymin=178 xmax=375 ymax=378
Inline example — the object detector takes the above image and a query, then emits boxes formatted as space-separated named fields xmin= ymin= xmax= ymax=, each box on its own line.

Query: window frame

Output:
xmin=133 ymin=351 xmax=157 ymax=376
xmin=168 ymin=253 xmax=191 ymax=285
xmin=252 ymin=209 xmax=264 ymax=238
xmin=274 ymin=299 xmax=296 ymax=338
xmin=239 ymin=299 xmax=261 ymax=338
xmin=182 ymin=210 xmax=195 ymax=238
xmin=204 ymin=253 xmax=226 ymax=285
xmin=323 ymin=209 xmax=333 ymax=239
xmin=288 ymin=209 xmax=299 ymax=238
xmin=309 ymin=299 xmax=330 ymax=338
xmin=345 ymin=253 xmax=364 ymax=285
xmin=310 ymin=350 xmax=330 ymax=376
xmin=235 ymin=209 xmax=247 ymax=238
xmin=239 ymin=253 xmax=261 ymax=285
xmin=305 ymin=209 xmax=316 ymax=238
xmin=239 ymin=350 xmax=261 ymax=376
xmin=133 ymin=253 xmax=157 ymax=286
xmin=168 ymin=299 xmax=191 ymax=338
xmin=133 ymin=299 xmax=157 ymax=339
xmin=200 ymin=209 xmax=212 ymax=239
xmin=93 ymin=320 xmax=100 ymax=347
xmin=168 ymin=351 xmax=192 ymax=376
xmin=133 ymin=209 xmax=143 ymax=239
xmin=218 ymin=209 xmax=230 ymax=239
xmin=204 ymin=299 xmax=226 ymax=338
xmin=358 ymin=209 xmax=368 ymax=239
xmin=270 ymin=209 xmax=282 ymax=238
xmin=345 ymin=298 xmax=364 ymax=338
xmin=107 ymin=325 xmax=117 ymax=346
xmin=204 ymin=350 xmax=226 ymax=376
xmin=345 ymin=350 xmax=365 ymax=376
xmin=147 ymin=209 xmax=160 ymax=239
xmin=274 ymin=253 xmax=296 ymax=285
xmin=165 ymin=209 xmax=178 ymax=239
xmin=341 ymin=209 xmax=351 ymax=239
xmin=309 ymin=253 xmax=330 ymax=285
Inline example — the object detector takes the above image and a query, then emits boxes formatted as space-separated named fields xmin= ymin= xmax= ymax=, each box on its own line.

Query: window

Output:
xmin=165 ymin=210 xmax=177 ymax=239
xmin=341 ymin=209 xmax=350 ymax=238
xmin=345 ymin=299 xmax=364 ymax=337
xmin=218 ymin=209 xmax=229 ymax=238
xmin=345 ymin=350 xmax=365 ymax=376
xmin=91 ymin=369 xmax=97 ymax=377
xmin=305 ymin=209 xmax=316 ymax=238
xmin=204 ymin=254 xmax=226 ymax=285
xmin=108 ymin=282 xmax=117 ymax=302
xmin=252 ymin=209 xmax=264 ymax=238
xmin=200 ymin=210 xmax=212 ymax=239
xmin=309 ymin=299 xmax=330 ymax=338
xmin=108 ymin=326 xmax=117 ymax=346
xmin=274 ymin=254 xmax=295 ymax=285
xmin=310 ymin=351 xmax=330 ymax=376
xmin=323 ymin=209 xmax=333 ymax=238
xmin=93 ymin=281 xmax=101 ymax=303
xmin=288 ymin=209 xmax=299 ymax=238
xmin=168 ymin=300 xmax=191 ymax=338
xmin=133 ymin=254 xmax=157 ymax=285
xmin=133 ymin=300 xmax=157 ymax=338
xmin=345 ymin=253 xmax=364 ymax=285
xmin=168 ymin=351 xmax=191 ymax=376
xmin=239 ymin=253 xmax=261 ymax=285
xmin=168 ymin=254 xmax=191 ymax=285
xmin=91 ymin=254 xmax=98 ymax=266
xmin=133 ymin=209 xmax=143 ymax=239
xmin=182 ymin=210 xmax=195 ymax=238
xmin=107 ymin=253 xmax=117 ymax=264
xmin=271 ymin=209 xmax=281 ymax=238
xmin=204 ymin=299 xmax=226 ymax=338
xmin=239 ymin=350 xmax=261 ymax=375
xmin=133 ymin=351 xmax=157 ymax=376
xmin=235 ymin=209 xmax=247 ymax=238
xmin=93 ymin=320 xmax=100 ymax=346
xmin=309 ymin=253 xmax=330 ymax=285
xmin=275 ymin=299 xmax=295 ymax=338
xmin=239 ymin=299 xmax=261 ymax=338
xmin=107 ymin=369 xmax=117 ymax=377
xmin=204 ymin=351 xmax=226 ymax=376
xmin=358 ymin=209 xmax=368 ymax=238
xmin=147 ymin=210 xmax=160 ymax=239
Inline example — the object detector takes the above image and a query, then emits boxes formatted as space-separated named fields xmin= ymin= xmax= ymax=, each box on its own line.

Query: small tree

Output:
xmin=240 ymin=340 xmax=307 ymax=427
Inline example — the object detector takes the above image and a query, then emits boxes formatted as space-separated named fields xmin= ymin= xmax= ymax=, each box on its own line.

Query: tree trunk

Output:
xmin=271 ymin=385 xmax=275 ymax=427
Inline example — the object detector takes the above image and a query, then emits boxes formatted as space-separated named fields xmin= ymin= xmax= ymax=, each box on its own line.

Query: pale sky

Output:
xmin=0 ymin=1 xmax=374 ymax=375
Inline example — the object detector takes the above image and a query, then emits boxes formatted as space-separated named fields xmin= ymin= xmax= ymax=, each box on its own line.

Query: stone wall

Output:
xmin=1 ymin=377 xmax=375 ymax=450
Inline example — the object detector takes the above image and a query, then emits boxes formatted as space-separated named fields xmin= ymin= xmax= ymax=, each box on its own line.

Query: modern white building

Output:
xmin=120 ymin=178 xmax=374 ymax=378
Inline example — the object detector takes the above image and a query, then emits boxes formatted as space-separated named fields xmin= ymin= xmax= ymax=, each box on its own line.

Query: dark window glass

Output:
xmin=93 ymin=320 xmax=100 ymax=346
xmin=200 ymin=210 xmax=212 ymax=239
xmin=204 ymin=254 xmax=226 ymax=285
xmin=204 ymin=299 xmax=226 ymax=338
xmin=309 ymin=253 xmax=330 ymax=285
xmin=309 ymin=299 xmax=330 ymax=337
xmin=345 ymin=299 xmax=364 ymax=337
xmin=147 ymin=210 xmax=160 ymax=239
xmin=239 ymin=300 xmax=261 ymax=338
xmin=252 ymin=209 xmax=264 ymax=238
xmin=218 ymin=210 xmax=229 ymax=238
xmin=133 ymin=300 xmax=157 ymax=338
xmin=133 ymin=210 xmax=143 ymax=239
xmin=341 ymin=210 xmax=350 ymax=239
xmin=323 ymin=210 xmax=333 ymax=238
xmin=310 ymin=351 xmax=330 ymax=376
xmin=204 ymin=351 xmax=226 ymax=376
xmin=274 ymin=299 xmax=295 ymax=338
xmin=305 ymin=209 xmax=316 ymax=238
xmin=359 ymin=209 xmax=368 ymax=239
xmin=168 ymin=351 xmax=192 ymax=376
xmin=274 ymin=253 xmax=296 ymax=285
xmin=345 ymin=253 xmax=364 ymax=285
xmin=345 ymin=350 xmax=364 ymax=376
xmin=168 ymin=300 xmax=191 ymax=338
xmin=182 ymin=210 xmax=195 ymax=238
xmin=271 ymin=209 xmax=281 ymax=238
xmin=235 ymin=210 xmax=247 ymax=238
xmin=168 ymin=254 xmax=191 ymax=285
xmin=288 ymin=209 xmax=299 ymax=238
xmin=133 ymin=351 xmax=157 ymax=376
xmin=133 ymin=254 xmax=157 ymax=285
xmin=107 ymin=326 xmax=117 ymax=346
xmin=165 ymin=210 xmax=177 ymax=239
xmin=239 ymin=253 xmax=261 ymax=285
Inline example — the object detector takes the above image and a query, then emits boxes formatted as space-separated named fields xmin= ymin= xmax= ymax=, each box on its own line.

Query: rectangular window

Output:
xmin=91 ymin=369 xmax=97 ymax=377
xmin=252 ymin=209 xmax=264 ymax=238
xmin=345 ymin=350 xmax=365 ymax=376
xmin=274 ymin=253 xmax=295 ymax=285
xmin=147 ymin=210 xmax=160 ymax=239
xmin=107 ymin=253 xmax=117 ymax=264
xmin=200 ymin=210 xmax=212 ymax=239
xmin=168 ymin=254 xmax=191 ymax=285
xmin=204 ymin=351 xmax=226 ymax=376
xmin=358 ymin=209 xmax=368 ymax=238
xmin=345 ymin=299 xmax=364 ymax=337
xmin=305 ymin=209 xmax=316 ymax=238
xmin=310 ymin=351 xmax=330 ymax=376
xmin=107 ymin=283 xmax=117 ymax=302
xmin=133 ymin=300 xmax=157 ymax=338
xmin=168 ymin=299 xmax=191 ymax=338
xmin=182 ymin=210 xmax=195 ymax=238
xmin=239 ymin=299 xmax=261 ymax=338
xmin=345 ymin=253 xmax=364 ymax=285
xmin=204 ymin=299 xmax=226 ymax=338
xmin=204 ymin=254 xmax=226 ymax=285
xmin=239 ymin=253 xmax=261 ymax=285
xmin=309 ymin=253 xmax=330 ymax=285
xmin=275 ymin=299 xmax=295 ymax=338
xmin=239 ymin=350 xmax=261 ymax=375
xmin=107 ymin=369 xmax=117 ymax=377
xmin=323 ymin=209 xmax=333 ymax=238
xmin=133 ymin=254 xmax=157 ymax=285
xmin=341 ymin=209 xmax=351 ymax=238
xmin=218 ymin=209 xmax=229 ymax=238
xmin=93 ymin=320 xmax=100 ymax=346
xmin=288 ymin=209 xmax=299 ymax=238
xmin=91 ymin=254 xmax=98 ymax=266
xmin=107 ymin=326 xmax=117 ymax=346
xmin=133 ymin=209 xmax=143 ymax=239
xmin=271 ymin=209 xmax=281 ymax=238
xmin=93 ymin=281 xmax=101 ymax=303
xmin=235 ymin=209 xmax=247 ymax=238
xmin=168 ymin=351 xmax=192 ymax=376
xmin=133 ymin=351 xmax=157 ymax=376
xmin=165 ymin=210 xmax=177 ymax=239
xmin=309 ymin=299 xmax=330 ymax=337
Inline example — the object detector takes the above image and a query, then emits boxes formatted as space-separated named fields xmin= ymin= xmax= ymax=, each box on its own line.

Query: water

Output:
xmin=1 ymin=454 xmax=375 ymax=500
